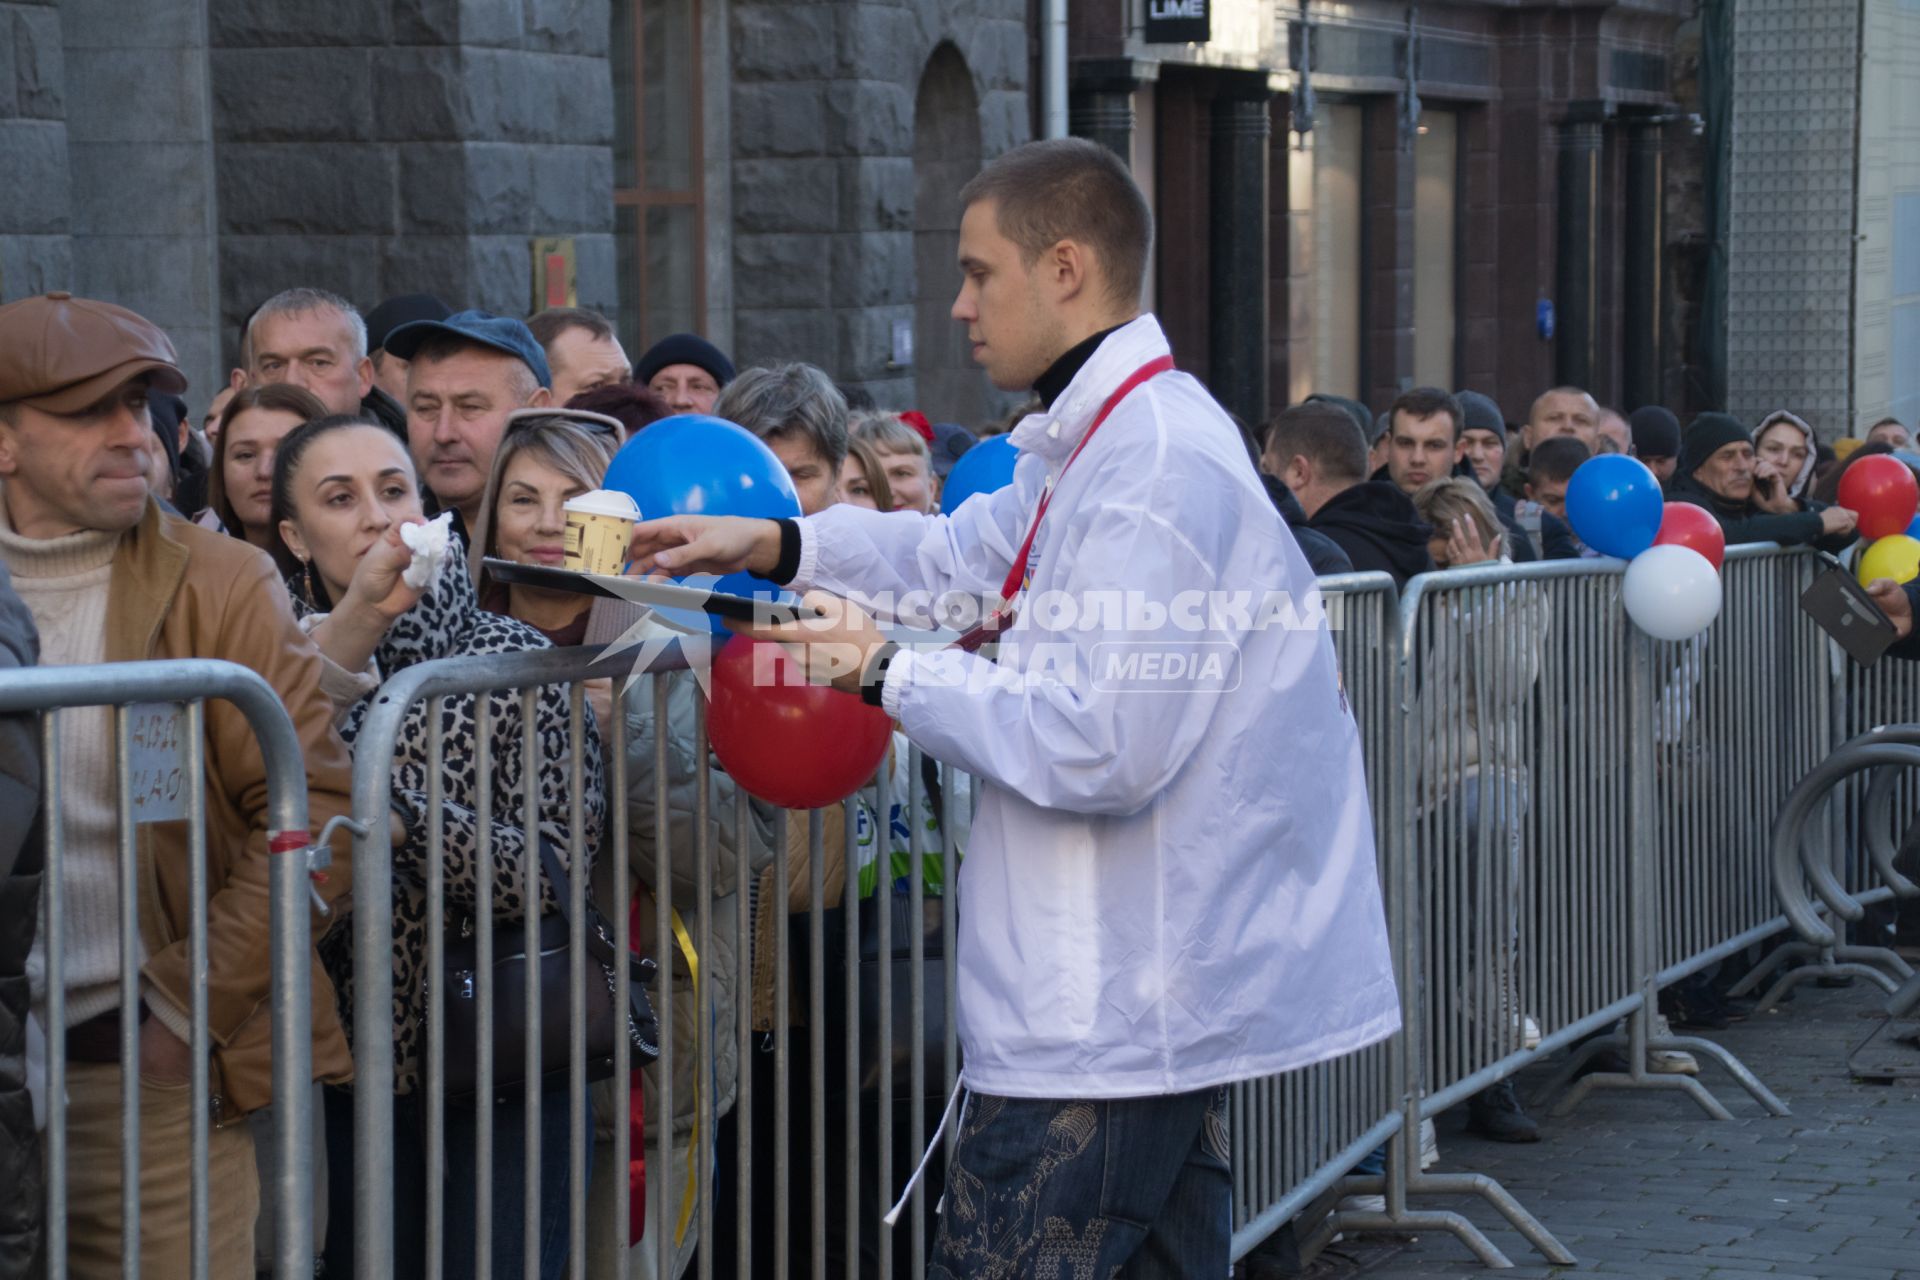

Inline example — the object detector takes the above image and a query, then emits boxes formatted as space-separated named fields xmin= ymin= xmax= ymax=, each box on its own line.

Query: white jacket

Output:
xmin=791 ymin=315 xmax=1399 ymax=1098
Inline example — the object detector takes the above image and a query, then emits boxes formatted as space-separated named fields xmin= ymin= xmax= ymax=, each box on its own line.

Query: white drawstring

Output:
xmin=883 ymin=1078 xmax=967 ymax=1227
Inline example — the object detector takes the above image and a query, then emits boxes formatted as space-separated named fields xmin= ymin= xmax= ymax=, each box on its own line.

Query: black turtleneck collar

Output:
xmin=1033 ymin=323 xmax=1126 ymax=410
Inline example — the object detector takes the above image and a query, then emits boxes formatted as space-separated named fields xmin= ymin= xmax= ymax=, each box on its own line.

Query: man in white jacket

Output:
xmin=628 ymin=138 xmax=1398 ymax=1277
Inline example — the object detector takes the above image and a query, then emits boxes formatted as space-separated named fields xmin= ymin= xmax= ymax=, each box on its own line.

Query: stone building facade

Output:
xmin=1068 ymin=0 xmax=1694 ymax=428
xmin=0 ymin=0 xmax=1028 ymax=425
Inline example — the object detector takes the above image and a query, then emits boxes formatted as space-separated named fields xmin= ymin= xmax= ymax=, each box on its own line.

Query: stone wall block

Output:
xmin=64 ymin=48 xmax=206 ymax=143
xmin=530 ymin=144 xmax=615 ymax=232
xmin=731 ymin=5 xmax=838 ymax=82
xmin=211 ymin=47 xmax=372 ymax=142
xmin=11 ymin=5 xmax=65 ymax=119
xmin=734 ymin=157 xmax=840 ymax=233
xmin=217 ymin=142 xmax=396 ymax=234
xmin=825 ymin=80 xmax=912 ymax=156
xmin=370 ymin=47 xmax=466 ymax=141
xmin=397 ymin=142 xmax=469 ymax=234
xmin=570 ymin=231 xmax=617 ymax=311
xmin=734 ymin=308 xmax=835 ymax=369
xmin=464 ymin=141 xmax=535 ymax=233
xmin=0 ymin=234 xmax=73 ymax=299
xmin=734 ymin=82 xmax=828 ymax=159
xmin=0 ymin=119 xmax=70 ymax=231
xmin=735 ymin=232 xmax=831 ymax=309
xmin=208 ymin=0 xmax=392 ymax=48
xmin=830 ymin=230 xmax=914 ymax=307
xmin=67 ymin=142 xmax=209 ymax=237
xmin=466 ymin=233 xmax=534 ymax=315
xmin=523 ymin=0 xmax=610 ymax=57
xmin=841 ymin=156 xmax=914 ymax=231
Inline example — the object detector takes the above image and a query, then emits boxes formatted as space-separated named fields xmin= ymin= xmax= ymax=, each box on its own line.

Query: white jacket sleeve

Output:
xmin=791 ymin=455 xmax=1048 ymax=613
xmin=879 ymin=496 xmax=1256 ymax=818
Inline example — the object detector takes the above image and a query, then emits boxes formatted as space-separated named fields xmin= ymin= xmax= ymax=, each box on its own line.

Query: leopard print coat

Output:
xmin=304 ymin=553 xmax=606 ymax=1093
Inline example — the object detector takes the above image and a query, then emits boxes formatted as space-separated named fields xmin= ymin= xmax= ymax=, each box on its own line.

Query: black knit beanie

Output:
xmin=1455 ymin=390 xmax=1506 ymax=442
xmin=1679 ymin=411 xmax=1752 ymax=478
xmin=1629 ymin=405 xmax=1682 ymax=461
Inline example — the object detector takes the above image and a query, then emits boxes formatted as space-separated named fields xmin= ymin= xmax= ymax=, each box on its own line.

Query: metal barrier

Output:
xmin=127 ymin=541 xmax=1897 ymax=1277
xmin=1227 ymin=573 xmax=1400 ymax=1255
xmin=0 ymin=659 xmax=323 ymax=1280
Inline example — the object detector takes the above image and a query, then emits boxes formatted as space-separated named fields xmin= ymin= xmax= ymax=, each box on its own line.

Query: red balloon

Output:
xmin=1837 ymin=454 xmax=1920 ymax=541
xmin=706 ymin=637 xmax=893 ymax=809
xmin=1652 ymin=502 xmax=1726 ymax=572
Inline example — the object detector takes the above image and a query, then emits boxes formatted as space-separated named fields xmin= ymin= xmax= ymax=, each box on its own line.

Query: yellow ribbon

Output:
xmin=670 ymin=907 xmax=699 ymax=1248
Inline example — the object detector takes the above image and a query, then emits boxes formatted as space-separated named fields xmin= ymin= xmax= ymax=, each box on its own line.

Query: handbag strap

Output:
xmin=533 ymin=839 xmax=659 ymax=1008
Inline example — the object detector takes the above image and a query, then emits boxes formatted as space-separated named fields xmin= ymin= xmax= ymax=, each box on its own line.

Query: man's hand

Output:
xmin=728 ymin=590 xmax=891 ymax=695
xmin=139 ymin=1015 xmax=195 ymax=1087
xmin=1867 ymin=577 xmax=1914 ymax=639
xmin=1821 ymin=506 xmax=1860 ymax=538
xmin=627 ymin=516 xmax=784 ymax=579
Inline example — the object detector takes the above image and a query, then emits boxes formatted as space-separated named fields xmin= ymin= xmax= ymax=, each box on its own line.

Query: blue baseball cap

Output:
xmin=382 ymin=309 xmax=552 ymax=389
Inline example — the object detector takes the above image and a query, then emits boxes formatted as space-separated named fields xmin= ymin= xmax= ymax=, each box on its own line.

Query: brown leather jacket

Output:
xmin=108 ymin=501 xmax=357 ymax=1116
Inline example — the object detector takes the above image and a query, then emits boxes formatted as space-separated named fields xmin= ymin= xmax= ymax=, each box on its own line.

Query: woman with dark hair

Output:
xmin=204 ymin=383 xmax=329 ymax=545
xmin=564 ymin=381 xmax=672 ymax=439
xmin=268 ymin=413 xmax=604 ymax=1280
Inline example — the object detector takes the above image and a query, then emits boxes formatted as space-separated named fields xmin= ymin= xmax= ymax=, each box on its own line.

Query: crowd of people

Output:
xmin=2 ymin=151 xmax=1918 ymax=1278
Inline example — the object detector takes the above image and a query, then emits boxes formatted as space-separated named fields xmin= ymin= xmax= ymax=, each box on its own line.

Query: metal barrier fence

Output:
xmin=0 ymin=659 xmax=323 ymax=1280
xmin=17 ymin=545 xmax=1910 ymax=1277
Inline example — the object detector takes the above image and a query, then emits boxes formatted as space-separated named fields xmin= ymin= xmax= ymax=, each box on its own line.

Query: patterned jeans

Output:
xmin=929 ymin=1085 xmax=1231 ymax=1280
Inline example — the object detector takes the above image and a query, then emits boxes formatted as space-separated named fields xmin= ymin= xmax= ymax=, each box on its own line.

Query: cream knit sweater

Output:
xmin=0 ymin=484 xmax=190 ymax=1039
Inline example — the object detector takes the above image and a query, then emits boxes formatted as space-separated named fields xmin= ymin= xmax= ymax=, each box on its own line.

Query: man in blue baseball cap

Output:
xmin=383 ymin=310 xmax=552 ymax=538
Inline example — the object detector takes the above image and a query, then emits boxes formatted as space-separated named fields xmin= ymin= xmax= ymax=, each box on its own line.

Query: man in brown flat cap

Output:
xmin=0 ymin=292 xmax=359 ymax=1279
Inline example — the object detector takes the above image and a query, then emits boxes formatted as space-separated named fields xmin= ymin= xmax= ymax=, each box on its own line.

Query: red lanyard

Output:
xmin=956 ymin=354 xmax=1174 ymax=652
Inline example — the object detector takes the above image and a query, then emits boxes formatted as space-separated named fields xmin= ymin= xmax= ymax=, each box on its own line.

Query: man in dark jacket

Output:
xmin=0 ymin=560 xmax=42 ymax=1280
xmin=1266 ymin=401 xmax=1434 ymax=588
xmin=1259 ymin=473 xmax=1354 ymax=576
xmin=1666 ymin=412 xmax=1858 ymax=552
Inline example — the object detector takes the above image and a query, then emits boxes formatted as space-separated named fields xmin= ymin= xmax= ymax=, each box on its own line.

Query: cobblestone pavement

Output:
xmin=1329 ymin=983 xmax=1920 ymax=1280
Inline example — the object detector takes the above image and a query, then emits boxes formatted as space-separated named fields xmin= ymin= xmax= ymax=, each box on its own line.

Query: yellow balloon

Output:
xmin=1856 ymin=534 xmax=1920 ymax=586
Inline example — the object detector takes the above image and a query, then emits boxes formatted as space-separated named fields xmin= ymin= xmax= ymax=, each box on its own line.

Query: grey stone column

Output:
xmin=1622 ymin=118 xmax=1665 ymax=413
xmin=1069 ymin=59 xmax=1157 ymax=166
xmin=1554 ymin=106 xmax=1608 ymax=391
xmin=1208 ymin=73 xmax=1274 ymax=428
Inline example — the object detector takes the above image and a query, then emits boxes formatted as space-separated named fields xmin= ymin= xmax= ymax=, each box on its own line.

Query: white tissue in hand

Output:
xmin=399 ymin=511 xmax=453 ymax=589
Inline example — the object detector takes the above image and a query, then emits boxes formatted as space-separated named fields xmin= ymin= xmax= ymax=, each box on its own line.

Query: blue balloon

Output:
xmin=602 ymin=415 xmax=803 ymax=635
xmin=1565 ymin=454 xmax=1664 ymax=559
xmin=940 ymin=435 xmax=1020 ymax=513
xmin=1906 ymin=512 xmax=1920 ymax=540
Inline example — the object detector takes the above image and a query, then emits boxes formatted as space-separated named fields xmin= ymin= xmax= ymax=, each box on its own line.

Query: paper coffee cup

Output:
xmin=562 ymin=489 xmax=640 ymax=575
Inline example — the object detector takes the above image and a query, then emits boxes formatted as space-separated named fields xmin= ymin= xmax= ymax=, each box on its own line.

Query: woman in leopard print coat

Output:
xmin=270 ymin=416 xmax=603 ymax=1280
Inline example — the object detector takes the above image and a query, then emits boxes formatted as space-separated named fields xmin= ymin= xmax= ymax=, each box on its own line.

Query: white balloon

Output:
xmin=1623 ymin=544 xmax=1722 ymax=641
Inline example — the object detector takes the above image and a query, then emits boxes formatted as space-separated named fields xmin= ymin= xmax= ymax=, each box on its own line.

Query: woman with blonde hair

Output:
xmin=848 ymin=410 xmax=935 ymax=513
xmin=1412 ymin=476 xmax=1506 ymax=569
xmin=469 ymin=408 xmax=623 ymax=644
xmin=838 ymin=436 xmax=895 ymax=511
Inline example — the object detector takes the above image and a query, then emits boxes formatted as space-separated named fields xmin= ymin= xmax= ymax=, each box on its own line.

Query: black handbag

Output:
xmin=435 ymin=842 xmax=660 ymax=1104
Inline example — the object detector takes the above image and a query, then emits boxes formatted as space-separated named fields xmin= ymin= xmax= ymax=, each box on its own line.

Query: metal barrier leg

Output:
xmin=1754 ymin=954 xmax=1900 ymax=1011
xmin=1643 ymin=1032 xmax=1789 ymax=1115
xmin=1328 ymin=1204 xmax=1514 ymax=1270
xmin=1726 ymin=941 xmax=1816 ymax=997
xmin=1887 ymin=968 xmax=1920 ymax=1017
xmin=1834 ymin=943 xmax=1915 ymax=980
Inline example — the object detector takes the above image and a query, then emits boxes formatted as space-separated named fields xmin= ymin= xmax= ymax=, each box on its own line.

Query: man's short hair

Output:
xmin=1530 ymin=385 xmax=1594 ymax=418
xmin=1529 ymin=436 xmax=1591 ymax=486
xmin=1389 ymin=387 xmax=1463 ymax=440
xmin=1264 ymin=402 xmax=1368 ymax=483
xmin=409 ymin=329 xmax=542 ymax=403
xmin=527 ymin=307 xmax=616 ymax=350
xmin=958 ymin=138 xmax=1153 ymax=308
xmin=245 ymin=287 xmax=367 ymax=365
xmin=713 ymin=363 xmax=850 ymax=471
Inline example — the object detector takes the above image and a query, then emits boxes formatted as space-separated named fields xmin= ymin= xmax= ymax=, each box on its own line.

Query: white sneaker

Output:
xmin=1338 ymin=1193 xmax=1387 ymax=1214
xmin=1648 ymin=1012 xmax=1699 ymax=1075
xmin=1419 ymin=1116 xmax=1439 ymax=1169
xmin=1522 ymin=1014 xmax=1542 ymax=1050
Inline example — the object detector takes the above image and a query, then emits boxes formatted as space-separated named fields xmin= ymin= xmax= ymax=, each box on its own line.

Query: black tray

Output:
xmin=483 ymin=558 xmax=804 ymax=624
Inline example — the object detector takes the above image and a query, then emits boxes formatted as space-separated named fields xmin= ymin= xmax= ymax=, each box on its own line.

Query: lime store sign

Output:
xmin=1145 ymin=0 xmax=1210 ymax=43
